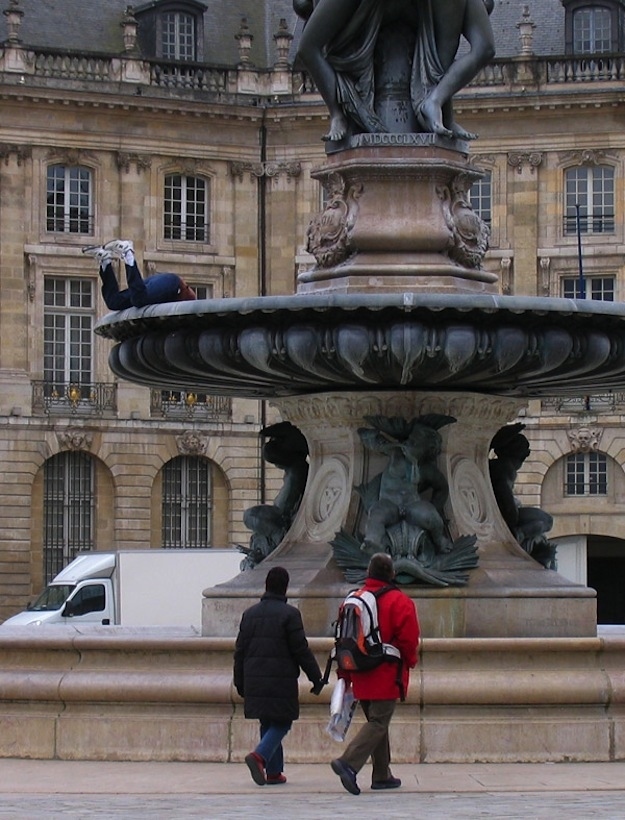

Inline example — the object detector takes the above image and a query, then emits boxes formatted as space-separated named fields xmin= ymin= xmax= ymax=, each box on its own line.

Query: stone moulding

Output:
xmin=1 ymin=631 xmax=625 ymax=763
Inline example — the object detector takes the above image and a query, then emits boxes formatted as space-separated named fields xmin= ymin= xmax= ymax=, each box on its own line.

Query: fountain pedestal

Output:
xmin=202 ymin=391 xmax=596 ymax=639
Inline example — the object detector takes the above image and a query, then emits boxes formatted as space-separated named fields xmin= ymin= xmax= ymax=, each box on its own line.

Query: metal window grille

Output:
xmin=469 ymin=172 xmax=492 ymax=226
xmin=46 ymin=164 xmax=94 ymax=234
xmin=43 ymin=451 xmax=95 ymax=583
xmin=565 ymin=452 xmax=608 ymax=496
xmin=564 ymin=166 xmax=615 ymax=235
xmin=162 ymin=456 xmax=212 ymax=548
xmin=573 ymin=7 xmax=612 ymax=54
xmin=162 ymin=12 xmax=195 ymax=61
xmin=561 ymin=276 xmax=615 ymax=301
xmin=44 ymin=278 xmax=94 ymax=387
xmin=164 ymin=174 xmax=209 ymax=242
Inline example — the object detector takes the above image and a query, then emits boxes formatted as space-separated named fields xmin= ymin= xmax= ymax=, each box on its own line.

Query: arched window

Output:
xmin=43 ymin=451 xmax=95 ymax=582
xmin=164 ymin=174 xmax=209 ymax=242
xmin=162 ymin=456 xmax=212 ymax=547
xmin=564 ymin=164 xmax=614 ymax=235
xmin=46 ymin=164 xmax=93 ymax=235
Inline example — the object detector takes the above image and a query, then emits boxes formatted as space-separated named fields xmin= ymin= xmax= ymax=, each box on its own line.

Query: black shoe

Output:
xmin=371 ymin=776 xmax=401 ymax=790
xmin=245 ymin=751 xmax=266 ymax=786
xmin=331 ymin=758 xmax=360 ymax=795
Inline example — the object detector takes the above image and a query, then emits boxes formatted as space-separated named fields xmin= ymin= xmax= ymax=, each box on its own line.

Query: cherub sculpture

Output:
xmin=332 ymin=415 xmax=478 ymax=586
xmin=240 ymin=422 xmax=309 ymax=569
xmin=489 ymin=423 xmax=557 ymax=570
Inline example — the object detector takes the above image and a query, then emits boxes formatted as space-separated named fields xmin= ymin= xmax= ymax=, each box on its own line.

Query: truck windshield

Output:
xmin=29 ymin=585 xmax=75 ymax=612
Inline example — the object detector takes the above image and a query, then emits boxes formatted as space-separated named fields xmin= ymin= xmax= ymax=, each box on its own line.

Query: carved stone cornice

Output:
xmin=176 ymin=430 xmax=208 ymax=456
xmin=57 ymin=429 xmax=93 ymax=451
xmin=0 ymin=143 xmax=31 ymax=166
xmin=229 ymin=160 xmax=301 ymax=180
xmin=507 ymin=152 xmax=543 ymax=174
xmin=116 ymin=152 xmax=151 ymax=173
xmin=275 ymin=392 xmax=523 ymax=428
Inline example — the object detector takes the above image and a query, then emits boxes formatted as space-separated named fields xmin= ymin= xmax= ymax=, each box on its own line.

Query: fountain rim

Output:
xmin=95 ymin=291 xmax=625 ymax=341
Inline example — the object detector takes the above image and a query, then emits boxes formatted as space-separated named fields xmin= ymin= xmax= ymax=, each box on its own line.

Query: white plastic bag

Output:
xmin=326 ymin=678 xmax=358 ymax=742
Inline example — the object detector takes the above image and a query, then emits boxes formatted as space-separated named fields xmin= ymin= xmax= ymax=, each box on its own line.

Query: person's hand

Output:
xmin=310 ymin=680 xmax=325 ymax=695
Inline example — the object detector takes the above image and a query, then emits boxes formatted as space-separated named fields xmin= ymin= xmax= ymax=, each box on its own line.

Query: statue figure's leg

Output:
xmin=296 ymin=0 xmax=362 ymax=141
xmin=362 ymin=499 xmax=398 ymax=551
xmin=417 ymin=0 xmax=495 ymax=139
xmin=406 ymin=502 xmax=453 ymax=553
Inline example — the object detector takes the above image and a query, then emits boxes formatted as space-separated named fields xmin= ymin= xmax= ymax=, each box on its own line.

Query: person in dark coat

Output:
xmin=233 ymin=566 xmax=324 ymax=785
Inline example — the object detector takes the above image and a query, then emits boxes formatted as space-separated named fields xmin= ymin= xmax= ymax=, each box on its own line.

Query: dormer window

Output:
xmin=162 ymin=11 xmax=195 ymax=61
xmin=562 ymin=1 xmax=624 ymax=54
xmin=134 ymin=1 xmax=206 ymax=62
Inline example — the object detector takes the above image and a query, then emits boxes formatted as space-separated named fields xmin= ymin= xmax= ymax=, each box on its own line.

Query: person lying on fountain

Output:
xmin=83 ymin=240 xmax=196 ymax=310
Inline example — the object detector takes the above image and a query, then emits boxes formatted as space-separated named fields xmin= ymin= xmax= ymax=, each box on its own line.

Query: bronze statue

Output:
xmin=294 ymin=0 xmax=495 ymax=141
xmin=240 ymin=423 xmax=309 ymax=569
xmin=331 ymin=415 xmax=479 ymax=586
xmin=489 ymin=423 xmax=558 ymax=570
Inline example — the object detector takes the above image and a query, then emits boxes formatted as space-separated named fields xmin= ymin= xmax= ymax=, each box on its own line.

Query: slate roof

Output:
xmin=0 ymin=1 xmax=575 ymax=67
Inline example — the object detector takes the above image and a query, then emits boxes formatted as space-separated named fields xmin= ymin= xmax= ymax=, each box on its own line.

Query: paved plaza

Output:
xmin=0 ymin=760 xmax=624 ymax=819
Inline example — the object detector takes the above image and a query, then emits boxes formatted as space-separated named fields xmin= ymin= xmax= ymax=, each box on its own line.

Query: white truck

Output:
xmin=2 ymin=549 xmax=243 ymax=629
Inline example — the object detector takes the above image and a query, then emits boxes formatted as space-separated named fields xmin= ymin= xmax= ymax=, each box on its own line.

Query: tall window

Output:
xmin=162 ymin=12 xmax=196 ymax=61
xmin=44 ymin=278 xmax=94 ymax=395
xmin=43 ymin=451 xmax=95 ymax=582
xmin=573 ymin=7 xmax=612 ymax=53
xmin=469 ymin=171 xmax=492 ymax=227
xmin=164 ymin=174 xmax=209 ymax=242
xmin=564 ymin=165 xmax=614 ymax=235
xmin=46 ymin=164 xmax=93 ymax=234
xmin=561 ymin=275 xmax=615 ymax=300
xmin=162 ymin=456 xmax=212 ymax=548
xmin=565 ymin=452 xmax=608 ymax=495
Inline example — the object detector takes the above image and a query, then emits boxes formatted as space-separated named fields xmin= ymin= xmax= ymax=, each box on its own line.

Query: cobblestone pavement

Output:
xmin=2 ymin=790 xmax=625 ymax=819
xmin=1 ymin=760 xmax=624 ymax=819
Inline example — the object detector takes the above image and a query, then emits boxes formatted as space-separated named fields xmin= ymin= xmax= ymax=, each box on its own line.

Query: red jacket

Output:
xmin=341 ymin=578 xmax=420 ymax=701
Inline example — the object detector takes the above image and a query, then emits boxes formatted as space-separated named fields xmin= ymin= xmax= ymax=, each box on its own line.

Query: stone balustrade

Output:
xmin=1 ymin=629 xmax=624 ymax=763
xmin=2 ymin=42 xmax=625 ymax=102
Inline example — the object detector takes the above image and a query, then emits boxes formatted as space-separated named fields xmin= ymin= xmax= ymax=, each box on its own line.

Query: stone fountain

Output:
xmin=95 ymin=3 xmax=625 ymax=643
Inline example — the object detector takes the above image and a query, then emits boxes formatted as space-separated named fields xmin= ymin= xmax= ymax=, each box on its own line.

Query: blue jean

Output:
xmin=100 ymin=263 xmax=181 ymax=309
xmin=255 ymin=720 xmax=292 ymax=776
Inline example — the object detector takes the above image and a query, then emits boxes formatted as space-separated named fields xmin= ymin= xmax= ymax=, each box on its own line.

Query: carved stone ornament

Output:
xmin=176 ymin=430 xmax=208 ymax=456
xmin=0 ymin=143 xmax=31 ymax=166
xmin=306 ymin=172 xmax=363 ymax=268
xmin=57 ymin=429 xmax=93 ymax=451
xmin=561 ymin=149 xmax=611 ymax=167
xmin=116 ymin=152 xmax=152 ymax=173
xmin=568 ymin=426 xmax=602 ymax=453
xmin=507 ymin=152 xmax=543 ymax=173
xmin=229 ymin=161 xmax=301 ymax=180
xmin=438 ymin=173 xmax=490 ymax=269
xmin=47 ymin=148 xmax=94 ymax=166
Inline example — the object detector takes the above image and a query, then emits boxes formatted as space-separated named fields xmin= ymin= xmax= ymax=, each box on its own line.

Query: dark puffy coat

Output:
xmin=233 ymin=592 xmax=322 ymax=722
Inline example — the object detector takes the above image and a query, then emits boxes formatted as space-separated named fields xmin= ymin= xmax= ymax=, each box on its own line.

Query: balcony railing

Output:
xmin=32 ymin=381 xmax=117 ymax=416
xmin=541 ymin=393 xmax=625 ymax=414
xmin=151 ymin=390 xmax=231 ymax=421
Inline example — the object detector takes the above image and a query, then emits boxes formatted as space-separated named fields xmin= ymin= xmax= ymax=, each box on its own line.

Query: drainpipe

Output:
xmin=258 ymin=111 xmax=268 ymax=503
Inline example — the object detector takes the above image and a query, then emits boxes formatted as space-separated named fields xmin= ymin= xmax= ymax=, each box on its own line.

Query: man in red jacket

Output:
xmin=330 ymin=553 xmax=420 ymax=795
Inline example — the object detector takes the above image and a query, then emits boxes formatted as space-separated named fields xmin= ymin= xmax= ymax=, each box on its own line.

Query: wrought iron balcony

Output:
xmin=541 ymin=393 xmax=625 ymax=414
xmin=32 ymin=381 xmax=117 ymax=416
xmin=151 ymin=390 xmax=231 ymax=421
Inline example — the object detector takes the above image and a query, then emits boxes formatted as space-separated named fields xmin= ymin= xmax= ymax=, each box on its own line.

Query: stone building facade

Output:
xmin=0 ymin=0 xmax=624 ymax=622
